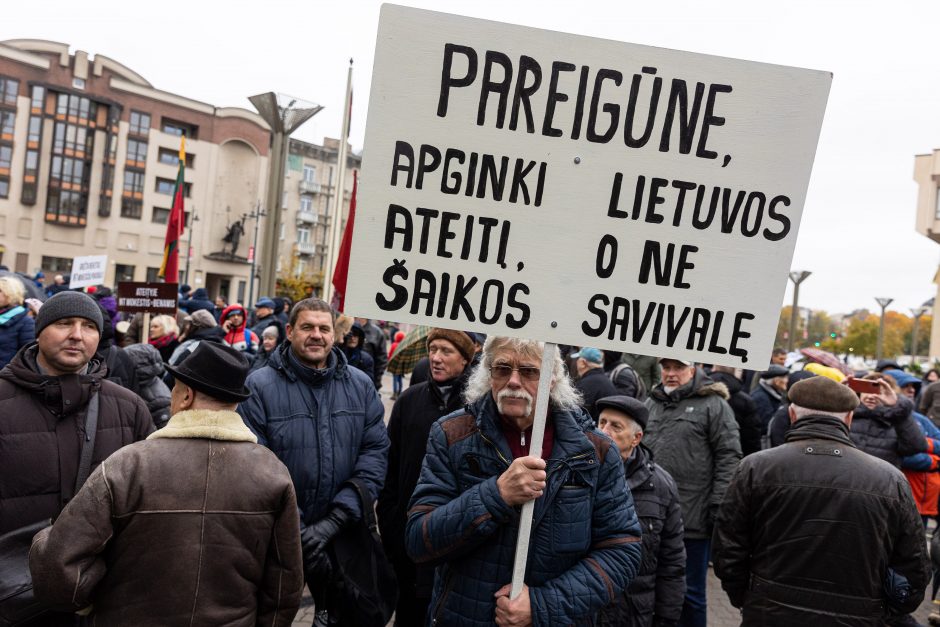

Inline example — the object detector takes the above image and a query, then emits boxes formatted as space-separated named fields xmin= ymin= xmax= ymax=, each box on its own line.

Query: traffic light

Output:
xmin=830 ymin=332 xmax=837 ymax=338
xmin=814 ymin=342 xmax=821 ymax=347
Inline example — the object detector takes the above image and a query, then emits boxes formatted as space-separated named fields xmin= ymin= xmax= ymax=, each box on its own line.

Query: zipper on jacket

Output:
xmin=431 ymin=569 xmax=457 ymax=625
xmin=479 ymin=432 xmax=511 ymax=469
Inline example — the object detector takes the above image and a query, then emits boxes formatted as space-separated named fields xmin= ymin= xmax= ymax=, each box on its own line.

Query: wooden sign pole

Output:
xmin=509 ymin=341 xmax=557 ymax=599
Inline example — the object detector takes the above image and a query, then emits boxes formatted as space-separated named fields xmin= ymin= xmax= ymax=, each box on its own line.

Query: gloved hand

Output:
xmin=301 ymin=507 xmax=352 ymax=562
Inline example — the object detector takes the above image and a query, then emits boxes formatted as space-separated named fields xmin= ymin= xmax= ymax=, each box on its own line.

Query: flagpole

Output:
xmin=324 ymin=59 xmax=353 ymax=304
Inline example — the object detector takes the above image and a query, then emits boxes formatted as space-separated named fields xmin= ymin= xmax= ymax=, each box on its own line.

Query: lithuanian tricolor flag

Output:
xmin=158 ymin=137 xmax=186 ymax=281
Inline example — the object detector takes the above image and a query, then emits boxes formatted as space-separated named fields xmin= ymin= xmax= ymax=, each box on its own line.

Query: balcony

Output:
xmin=297 ymin=210 xmax=318 ymax=225
xmin=296 ymin=241 xmax=316 ymax=256
xmin=299 ymin=180 xmax=321 ymax=195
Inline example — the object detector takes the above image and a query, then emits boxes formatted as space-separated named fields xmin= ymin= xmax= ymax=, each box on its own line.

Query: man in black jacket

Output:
xmin=596 ymin=396 xmax=685 ymax=627
xmin=355 ymin=317 xmax=388 ymax=390
xmin=377 ymin=327 xmax=475 ymax=626
xmin=713 ymin=375 xmax=929 ymax=625
xmin=709 ymin=365 xmax=762 ymax=456
xmin=572 ymin=347 xmax=618 ymax=423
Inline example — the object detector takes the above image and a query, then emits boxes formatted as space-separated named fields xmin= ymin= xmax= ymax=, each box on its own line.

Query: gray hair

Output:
xmin=790 ymin=403 xmax=851 ymax=422
xmin=261 ymin=326 xmax=280 ymax=339
xmin=463 ymin=336 xmax=582 ymax=411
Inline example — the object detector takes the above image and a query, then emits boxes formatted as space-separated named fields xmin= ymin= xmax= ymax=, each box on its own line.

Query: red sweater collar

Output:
xmin=499 ymin=415 xmax=555 ymax=460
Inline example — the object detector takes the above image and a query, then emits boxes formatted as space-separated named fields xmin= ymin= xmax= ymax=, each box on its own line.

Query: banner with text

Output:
xmin=346 ymin=5 xmax=831 ymax=367
xmin=69 ymin=255 xmax=107 ymax=289
xmin=117 ymin=282 xmax=179 ymax=316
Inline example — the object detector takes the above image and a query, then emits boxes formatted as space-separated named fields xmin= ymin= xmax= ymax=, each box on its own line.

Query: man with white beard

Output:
xmin=405 ymin=336 xmax=642 ymax=626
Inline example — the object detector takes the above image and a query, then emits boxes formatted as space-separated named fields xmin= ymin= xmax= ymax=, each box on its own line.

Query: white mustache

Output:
xmin=497 ymin=389 xmax=533 ymax=415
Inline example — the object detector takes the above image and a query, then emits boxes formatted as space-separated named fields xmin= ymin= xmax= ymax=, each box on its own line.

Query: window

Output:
xmin=129 ymin=110 xmax=150 ymax=136
xmin=126 ymin=139 xmax=148 ymax=165
xmin=936 ymin=187 xmax=940 ymax=220
xmin=30 ymin=86 xmax=44 ymax=111
xmin=152 ymin=207 xmax=191 ymax=226
xmin=0 ymin=145 xmax=11 ymax=170
xmin=157 ymin=147 xmax=194 ymax=167
xmin=303 ymin=165 xmax=316 ymax=182
xmin=0 ymin=77 xmax=18 ymax=106
xmin=114 ymin=264 xmax=135 ymax=282
xmin=51 ymin=157 xmax=88 ymax=187
xmin=123 ymin=170 xmax=145 ymax=194
xmin=121 ymin=197 xmax=142 ymax=219
xmin=279 ymin=221 xmax=286 ymax=241
xmin=45 ymin=188 xmax=87 ymax=225
xmin=0 ymin=178 xmax=8 ymax=199
xmin=27 ymin=117 xmax=41 ymax=143
xmin=300 ymin=196 xmax=313 ymax=212
xmin=160 ymin=117 xmax=198 ymax=139
xmin=146 ymin=267 xmax=161 ymax=282
xmin=0 ymin=111 xmax=14 ymax=140
xmin=155 ymin=177 xmax=190 ymax=197
xmin=41 ymin=256 xmax=73 ymax=273
xmin=297 ymin=227 xmax=311 ymax=243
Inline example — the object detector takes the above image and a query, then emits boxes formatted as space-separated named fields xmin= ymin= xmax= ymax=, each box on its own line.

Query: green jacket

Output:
xmin=621 ymin=353 xmax=662 ymax=393
xmin=644 ymin=369 xmax=741 ymax=539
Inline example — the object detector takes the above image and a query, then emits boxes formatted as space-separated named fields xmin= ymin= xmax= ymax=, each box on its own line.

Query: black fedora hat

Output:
xmin=166 ymin=342 xmax=251 ymax=403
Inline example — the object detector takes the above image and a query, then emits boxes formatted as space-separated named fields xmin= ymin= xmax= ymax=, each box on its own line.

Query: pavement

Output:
xmin=291 ymin=372 xmax=940 ymax=626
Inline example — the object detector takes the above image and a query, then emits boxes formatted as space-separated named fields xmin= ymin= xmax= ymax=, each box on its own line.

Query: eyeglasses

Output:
xmin=490 ymin=364 xmax=541 ymax=381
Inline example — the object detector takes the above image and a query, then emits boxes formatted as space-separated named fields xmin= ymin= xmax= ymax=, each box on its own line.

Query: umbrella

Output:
xmin=0 ymin=271 xmax=46 ymax=302
xmin=799 ymin=347 xmax=852 ymax=375
xmin=387 ymin=325 xmax=430 ymax=375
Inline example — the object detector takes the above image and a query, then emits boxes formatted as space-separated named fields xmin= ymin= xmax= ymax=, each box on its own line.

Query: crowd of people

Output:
xmin=0 ymin=276 xmax=939 ymax=626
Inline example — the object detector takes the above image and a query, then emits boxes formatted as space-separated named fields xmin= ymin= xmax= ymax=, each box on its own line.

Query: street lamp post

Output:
xmin=244 ymin=202 xmax=266 ymax=309
xmin=248 ymin=93 xmax=323 ymax=298
xmin=183 ymin=206 xmax=198 ymax=287
xmin=787 ymin=271 xmax=812 ymax=352
xmin=875 ymin=297 xmax=894 ymax=360
xmin=911 ymin=306 xmax=928 ymax=365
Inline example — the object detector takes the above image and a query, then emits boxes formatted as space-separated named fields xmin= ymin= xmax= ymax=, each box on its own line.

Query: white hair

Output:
xmin=463 ymin=337 xmax=582 ymax=411
xmin=790 ymin=403 xmax=851 ymax=422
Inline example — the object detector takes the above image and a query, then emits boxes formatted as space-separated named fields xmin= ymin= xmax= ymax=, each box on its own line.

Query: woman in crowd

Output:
xmin=0 ymin=276 xmax=34 ymax=368
xmin=148 ymin=314 xmax=180 ymax=363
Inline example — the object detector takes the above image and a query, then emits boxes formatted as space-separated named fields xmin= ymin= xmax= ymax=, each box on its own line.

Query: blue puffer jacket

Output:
xmin=406 ymin=395 xmax=642 ymax=626
xmin=0 ymin=306 xmax=34 ymax=369
xmin=237 ymin=342 xmax=388 ymax=524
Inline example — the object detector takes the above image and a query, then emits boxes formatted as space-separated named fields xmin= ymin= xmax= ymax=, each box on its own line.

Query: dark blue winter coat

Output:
xmin=0 ymin=306 xmax=34 ymax=369
xmin=405 ymin=395 xmax=642 ymax=626
xmin=237 ymin=342 xmax=388 ymax=524
xmin=178 ymin=288 xmax=215 ymax=316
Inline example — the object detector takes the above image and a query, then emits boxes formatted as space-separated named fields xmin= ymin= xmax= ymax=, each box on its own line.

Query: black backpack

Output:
xmin=609 ymin=363 xmax=647 ymax=400
xmin=325 ymin=479 xmax=398 ymax=627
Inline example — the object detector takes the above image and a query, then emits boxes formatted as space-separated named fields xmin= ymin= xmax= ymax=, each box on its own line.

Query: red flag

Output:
xmin=159 ymin=137 xmax=186 ymax=281
xmin=331 ymin=170 xmax=357 ymax=312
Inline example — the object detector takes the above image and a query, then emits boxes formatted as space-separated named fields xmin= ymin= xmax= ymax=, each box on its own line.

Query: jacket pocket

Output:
xmin=551 ymin=486 xmax=592 ymax=554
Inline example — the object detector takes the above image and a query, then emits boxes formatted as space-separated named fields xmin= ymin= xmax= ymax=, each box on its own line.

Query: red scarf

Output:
xmin=149 ymin=333 xmax=178 ymax=349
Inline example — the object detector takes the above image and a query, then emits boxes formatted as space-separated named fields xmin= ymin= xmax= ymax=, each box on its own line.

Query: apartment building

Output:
xmin=0 ymin=39 xmax=361 ymax=305
xmin=913 ymin=148 xmax=940 ymax=357
xmin=281 ymin=137 xmax=360 ymax=290
xmin=0 ymin=39 xmax=271 ymax=303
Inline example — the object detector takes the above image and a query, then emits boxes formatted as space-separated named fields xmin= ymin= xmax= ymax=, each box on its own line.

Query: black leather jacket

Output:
xmin=713 ymin=415 xmax=929 ymax=625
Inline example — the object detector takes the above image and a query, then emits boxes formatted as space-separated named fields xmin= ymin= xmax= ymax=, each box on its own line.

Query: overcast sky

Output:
xmin=5 ymin=0 xmax=940 ymax=316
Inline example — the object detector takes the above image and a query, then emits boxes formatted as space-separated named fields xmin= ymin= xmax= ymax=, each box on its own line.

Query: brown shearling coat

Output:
xmin=29 ymin=409 xmax=305 ymax=626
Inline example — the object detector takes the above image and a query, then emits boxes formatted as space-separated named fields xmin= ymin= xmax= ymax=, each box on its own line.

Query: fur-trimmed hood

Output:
xmin=148 ymin=409 xmax=257 ymax=443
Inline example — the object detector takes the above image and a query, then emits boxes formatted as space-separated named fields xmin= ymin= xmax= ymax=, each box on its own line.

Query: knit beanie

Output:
xmin=35 ymin=291 xmax=104 ymax=337
xmin=427 ymin=328 xmax=476 ymax=362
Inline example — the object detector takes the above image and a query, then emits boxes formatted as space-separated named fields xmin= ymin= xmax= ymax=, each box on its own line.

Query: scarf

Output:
xmin=150 ymin=333 xmax=178 ymax=349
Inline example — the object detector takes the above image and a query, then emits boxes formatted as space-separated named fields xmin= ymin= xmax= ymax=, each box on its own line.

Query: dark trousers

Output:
xmin=678 ymin=538 xmax=710 ymax=627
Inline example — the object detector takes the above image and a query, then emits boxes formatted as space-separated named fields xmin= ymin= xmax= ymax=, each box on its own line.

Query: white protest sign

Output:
xmin=69 ymin=255 xmax=108 ymax=289
xmin=347 ymin=5 xmax=831 ymax=367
